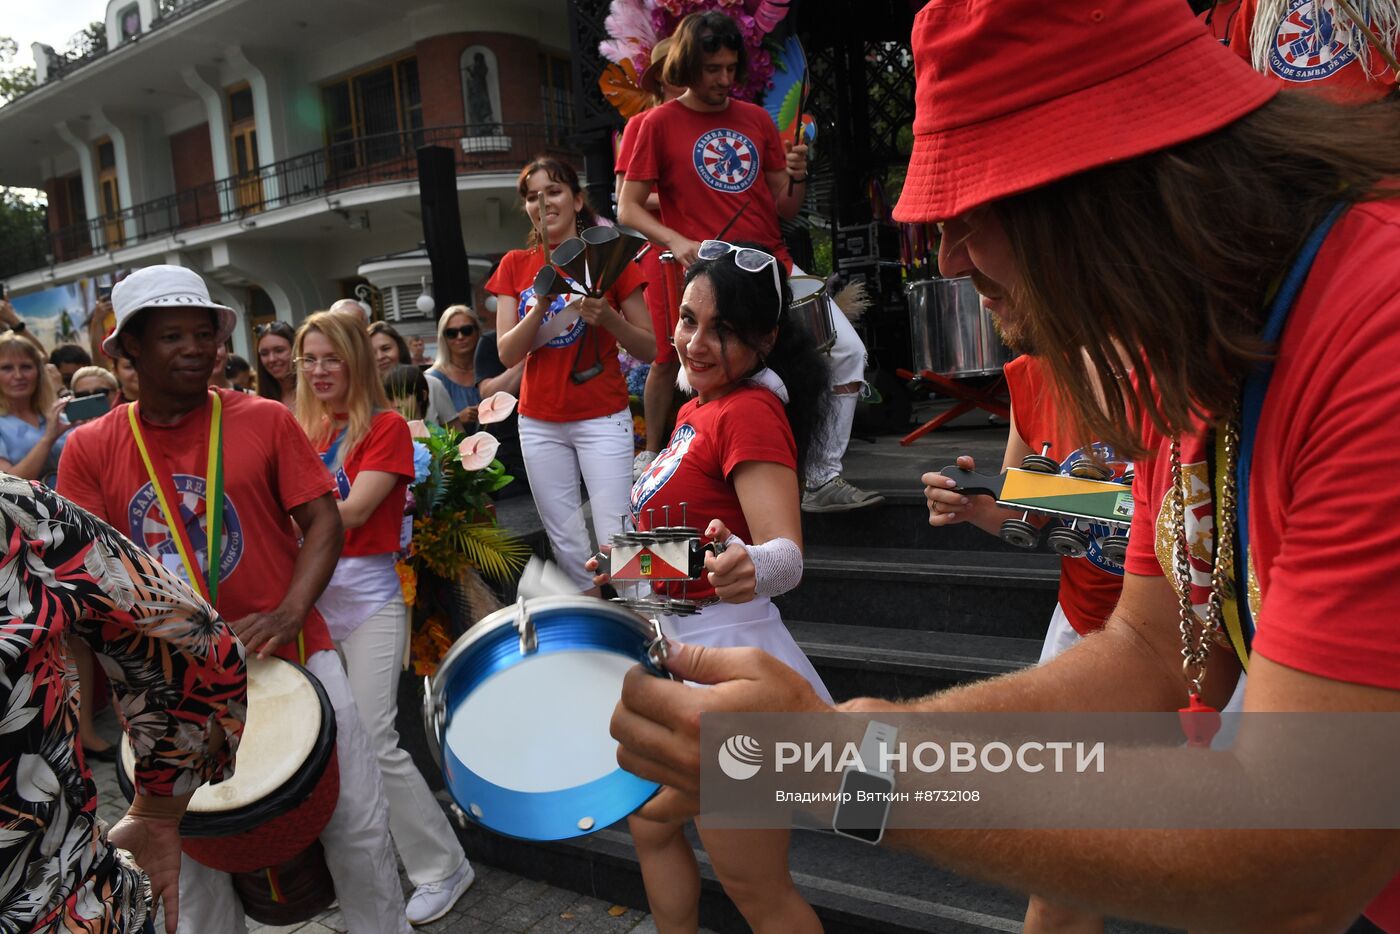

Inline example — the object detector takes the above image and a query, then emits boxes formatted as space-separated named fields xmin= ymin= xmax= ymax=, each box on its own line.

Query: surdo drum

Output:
xmin=788 ymin=275 xmax=835 ymax=353
xmin=424 ymin=595 xmax=669 ymax=841
xmin=907 ymin=276 xmax=1015 ymax=377
xmin=117 ymin=656 xmax=339 ymax=923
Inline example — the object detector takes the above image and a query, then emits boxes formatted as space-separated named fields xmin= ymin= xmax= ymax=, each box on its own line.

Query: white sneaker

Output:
xmin=406 ymin=858 xmax=475 ymax=926
xmin=632 ymin=450 xmax=658 ymax=480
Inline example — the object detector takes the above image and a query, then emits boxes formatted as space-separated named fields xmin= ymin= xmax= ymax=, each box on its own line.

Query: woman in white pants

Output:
xmin=293 ymin=311 xmax=474 ymax=927
xmin=489 ymin=156 xmax=654 ymax=592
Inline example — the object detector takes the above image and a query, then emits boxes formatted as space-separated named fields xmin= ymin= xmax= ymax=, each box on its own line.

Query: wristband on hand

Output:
xmin=726 ymin=534 xmax=803 ymax=597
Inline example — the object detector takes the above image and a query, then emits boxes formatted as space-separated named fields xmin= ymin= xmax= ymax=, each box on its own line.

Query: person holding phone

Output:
xmin=70 ymin=365 xmax=120 ymax=410
xmin=0 ymin=332 xmax=71 ymax=486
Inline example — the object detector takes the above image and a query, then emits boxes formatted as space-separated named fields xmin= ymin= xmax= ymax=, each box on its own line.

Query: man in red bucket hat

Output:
xmin=608 ymin=0 xmax=1400 ymax=930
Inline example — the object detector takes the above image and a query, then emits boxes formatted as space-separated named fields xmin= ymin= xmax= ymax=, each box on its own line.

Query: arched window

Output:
xmin=460 ymin=46 xmax=503 ymax=137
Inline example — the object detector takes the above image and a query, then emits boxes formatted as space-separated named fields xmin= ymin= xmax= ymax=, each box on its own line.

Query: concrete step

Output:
xmin=443 ymin=810 xmax=1176 ymax=934
xmin=777 ymin=546 xmax=1060 ymax=641
xmin=788 ymin=620 xmax=1042 ymax=703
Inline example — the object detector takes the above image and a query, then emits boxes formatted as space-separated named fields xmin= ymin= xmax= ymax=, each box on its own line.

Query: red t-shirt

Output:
xmin=1210 ymin=0 xmax=1396 ymax=100
xmin=1004 ymin=356 xmax=1135 ymax=636
xmin=625 ymin=98 xmax=794 ymax=269
xmin=629 ymin=384 xmax=797 ymax=600
xmin=485 ymin=245 xmax=646 ymax=422
xmin=318 ymin=410 xmax=414 ymax=557
xmin=1122 ymin=201 xmax=1400 ymax=928
xmin=618 ymin=109 xmax=681 ymax=363
xmin=57 ymin=389 xmax=336 ymax=662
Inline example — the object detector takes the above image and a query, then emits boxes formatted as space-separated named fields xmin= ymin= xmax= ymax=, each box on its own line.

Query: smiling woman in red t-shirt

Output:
xmin=293 ymin=311 xmax=475 ymax=924
xmin=488 ymin=156 xmax=655 ymax=593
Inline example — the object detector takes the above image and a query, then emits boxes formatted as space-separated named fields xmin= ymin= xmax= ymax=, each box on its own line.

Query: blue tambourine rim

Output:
xmin=427 ymin=596 xmax=665 ymax=840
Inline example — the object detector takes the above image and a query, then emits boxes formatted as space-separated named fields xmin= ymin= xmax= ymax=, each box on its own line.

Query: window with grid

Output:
xmin=539 ymin=53 xmax=574 ymax=146
xmin=321 ymin=57 xmax=423 ymax=171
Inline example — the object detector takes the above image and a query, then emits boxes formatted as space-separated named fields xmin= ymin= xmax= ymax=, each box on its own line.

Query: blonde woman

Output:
xmin=69 ymin=364 xmax=121 ymax=407
xmin=425 ymin=305 xmax=481 ymax=425
xmin=0 ymin=332 xmax=70 ymax=486
xmin=293 ymin=312 xmax=475 ymax=925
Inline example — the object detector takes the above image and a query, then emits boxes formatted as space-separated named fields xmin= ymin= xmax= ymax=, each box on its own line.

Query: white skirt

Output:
xmin=660 ymin=597 xmax=833 ymax=704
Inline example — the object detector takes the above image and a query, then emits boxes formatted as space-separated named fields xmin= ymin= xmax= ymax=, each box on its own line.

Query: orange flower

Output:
xmin=396 ymin=560 xmax=418 ymax=607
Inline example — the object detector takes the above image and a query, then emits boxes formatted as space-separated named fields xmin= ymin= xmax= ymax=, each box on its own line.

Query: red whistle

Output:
xmin=1178 ymin=694 xmax=1221 ymax=748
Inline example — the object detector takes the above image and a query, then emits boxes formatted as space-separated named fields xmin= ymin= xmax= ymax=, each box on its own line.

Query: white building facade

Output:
xmin=0 ymin=0 xmax=578 ymax=355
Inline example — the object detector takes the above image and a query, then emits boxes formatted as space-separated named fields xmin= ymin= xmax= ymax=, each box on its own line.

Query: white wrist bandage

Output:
xmin=727 ymin=534 xmax=803 ymax=597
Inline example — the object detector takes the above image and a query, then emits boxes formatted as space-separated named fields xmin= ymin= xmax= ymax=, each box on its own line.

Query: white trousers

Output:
xmin=337 ymin=594 xmax=465 ymax=886
xmin=519 ymin=407 xmax=635 ymax=590
xmin=791 ymin=263 xmax=868 ymax=488
xmin=176 ymin=649 xmax=410 ymax=934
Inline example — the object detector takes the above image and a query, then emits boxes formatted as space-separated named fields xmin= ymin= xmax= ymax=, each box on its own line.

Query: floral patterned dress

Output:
xmin=0 ymin=474 xmax=247 ymax=932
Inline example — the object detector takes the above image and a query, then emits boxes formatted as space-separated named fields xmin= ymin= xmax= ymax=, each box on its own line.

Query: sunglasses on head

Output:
xmin=700 ymin=32 xmax=742 ymax=53
xmin=696 ymin=240 xmax=782 ymax=321
xmin=443 ymin=325 xmax=476 ymax=339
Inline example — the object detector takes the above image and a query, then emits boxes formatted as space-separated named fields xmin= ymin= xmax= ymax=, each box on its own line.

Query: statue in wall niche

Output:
xmin=466 ymin=52 xmax=497 ymax=135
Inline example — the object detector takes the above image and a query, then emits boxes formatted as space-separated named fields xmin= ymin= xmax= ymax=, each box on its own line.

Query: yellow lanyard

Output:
xmin=127 ymin=391 xmax=224 ymax=604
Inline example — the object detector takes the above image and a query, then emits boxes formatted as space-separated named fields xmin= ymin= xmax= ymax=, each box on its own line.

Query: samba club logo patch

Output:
xmin=128 ymin=474 xmax=245 ymax=584
xmin=632 ymin=423 xmax=696 ymax=514
xmin=518 ymin=279 xmax=585 ymax=348
xmin=1269 ymin=0 xmax=1364 ymax=82
xmin=692 ymin=128 xmax=759 ymax=193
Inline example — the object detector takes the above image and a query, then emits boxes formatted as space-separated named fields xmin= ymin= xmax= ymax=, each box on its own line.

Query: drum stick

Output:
xmin=714 ymin=202 xmax=749 ymax=242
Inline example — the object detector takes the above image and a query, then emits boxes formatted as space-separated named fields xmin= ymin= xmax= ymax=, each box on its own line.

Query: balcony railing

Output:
xmin=0 ymin=123 xmax=575 ymax=279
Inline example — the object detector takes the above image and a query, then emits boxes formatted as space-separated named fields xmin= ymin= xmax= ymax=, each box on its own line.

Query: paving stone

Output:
xmin=501 ymin=877 xmax=551 ymax=904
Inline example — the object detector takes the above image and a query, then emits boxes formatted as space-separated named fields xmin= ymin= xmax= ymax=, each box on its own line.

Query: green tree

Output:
xmin=0 ymin=187 xmax=49 ymax=279
xmin=0 ymin=37 xmax=37 ymax=104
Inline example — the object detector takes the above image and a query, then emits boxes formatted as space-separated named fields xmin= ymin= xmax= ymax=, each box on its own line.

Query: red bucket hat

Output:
xmin=892 ymin=0 xmax=1281 ymax=223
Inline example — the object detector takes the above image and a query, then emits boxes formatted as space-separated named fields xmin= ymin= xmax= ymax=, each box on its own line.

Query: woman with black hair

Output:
xmin=254 ymin=320 xmax=297 ymax=406
xmin=372 ymin=321 xmax=456 ymax=426
xmin=591 ymin=241 xmax=828 ymax=933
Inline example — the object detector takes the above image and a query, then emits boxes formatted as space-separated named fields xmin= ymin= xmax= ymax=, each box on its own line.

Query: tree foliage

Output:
xmin=0 ymin=37 xmax=37 ymax=105
xmin=0 ymin=187 xmax=49 ymax=279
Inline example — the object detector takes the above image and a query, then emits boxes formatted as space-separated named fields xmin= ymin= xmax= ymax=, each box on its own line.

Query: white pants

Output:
xmin=177 ymin=649 xmax=410 ymax=934
xmin=337 ymin=594 xmax=465 ymax=886
xmin=1038 ymin=602 xmax=1248 ymax=715
xmin=661 ymin=597 xmax=833 ymax=705
xmin=520 ymin=407 xmax=635 ymax=590
xmin=792 ymin=263 xmax=868 ymax=488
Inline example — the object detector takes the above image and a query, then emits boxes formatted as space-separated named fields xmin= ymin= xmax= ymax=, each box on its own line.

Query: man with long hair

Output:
xmin=609 ymin=0 xmax=1400 ymax=929
xmin=618 ymin=10 xmax=883 ymax=513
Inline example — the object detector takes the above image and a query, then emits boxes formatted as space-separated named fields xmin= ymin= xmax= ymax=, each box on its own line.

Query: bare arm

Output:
xmin=923 ymin=400 xmax=1037 ymax=537
xmin=577 ymin=289 xmax=655 ymax=362
xmin=702 ymin=460 xmax=802 ymax=602
xmin=615 ymin=172 xmax=661 ymax=214
xmin=336 ymin=469 xmax=400 ymax=530
xmin=620 ymin=178 xmax=699 ymax=266
xmin=227 ymin=493 xmax=342 ymax=658
xmin=495 ymin=294 xmax=547 ymax=368
xmin=2 ymin=399 xmax=71 ymax=480
xmin=765 ymin=141 xmax=810 ymax=220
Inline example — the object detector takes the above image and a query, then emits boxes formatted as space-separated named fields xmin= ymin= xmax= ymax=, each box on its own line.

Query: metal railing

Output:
xmin=0 ymin=123 xmax=577 ymax=279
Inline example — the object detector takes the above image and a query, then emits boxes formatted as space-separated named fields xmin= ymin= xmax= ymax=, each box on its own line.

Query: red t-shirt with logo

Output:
xmin=1209 ymin=0 xmax=1396 ymax=100
xmin=625 ymin=97 xmax=793 ymax=269
xmin=57 ymin=388 xmax=336 ymax=661
xmin=1004 ymin=356 xmax=1136 ymax=636
xmin=1122 ymin=201 xmax=1400 ymax=929
xmin=630 ymin=384 xmax=796 ymax=600
xmin=485 ymin=244 xmax=645 ymax=422
xmin=317 ymin=410 xmax=414 ymax=557
xmin=617 ymin=109 xmax=682 ymax=363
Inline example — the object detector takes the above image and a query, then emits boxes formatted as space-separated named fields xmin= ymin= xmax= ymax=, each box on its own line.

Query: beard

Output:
xmin=972 ymin=273 xmax=1036 ymax=355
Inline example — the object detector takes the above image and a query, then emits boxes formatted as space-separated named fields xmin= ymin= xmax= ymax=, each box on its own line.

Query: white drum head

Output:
xmin=444 ymin=649 xmax=634 ymax=793
xmin=120 ymin=655 xmax=322 ymax=813
xmin=790 ymin=276 xmax=825 ymax=302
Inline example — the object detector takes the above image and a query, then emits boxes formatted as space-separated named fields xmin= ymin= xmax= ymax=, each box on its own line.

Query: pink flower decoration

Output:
xmin=458 ymin=432 xmax=500 ymax=471
xmin=477 ymin=391 xmax=518 ymax=425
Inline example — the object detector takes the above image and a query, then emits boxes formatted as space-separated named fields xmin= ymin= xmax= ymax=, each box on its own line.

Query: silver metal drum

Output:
xmin=907 ymin=277 xmax=1015 ymax=377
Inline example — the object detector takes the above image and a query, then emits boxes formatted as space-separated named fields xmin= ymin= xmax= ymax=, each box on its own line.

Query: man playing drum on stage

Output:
xmin=58 ymin=266 xmax=411 ymax=934
xmin=618 ymin=11 xmax=883 ymax=513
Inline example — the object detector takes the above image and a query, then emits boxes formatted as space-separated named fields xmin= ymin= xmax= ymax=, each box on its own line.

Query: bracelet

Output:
xmin=790 ymin=173 xmax=809 ymax=184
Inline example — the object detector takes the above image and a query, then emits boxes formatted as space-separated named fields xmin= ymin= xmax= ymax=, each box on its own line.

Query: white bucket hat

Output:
xmin=103 ymin=265 xmax=238 ymax=359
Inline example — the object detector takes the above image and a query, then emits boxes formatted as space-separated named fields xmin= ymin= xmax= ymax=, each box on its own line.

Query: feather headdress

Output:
xmin=599 ymin=0 xmax=659 ymax=74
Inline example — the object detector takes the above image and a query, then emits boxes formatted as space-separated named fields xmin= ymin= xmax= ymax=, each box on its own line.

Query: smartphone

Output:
xmin=97 ymin=285 xmax=113 ymax=301
xmin=65 ymin=393 xmax=111 ymax=424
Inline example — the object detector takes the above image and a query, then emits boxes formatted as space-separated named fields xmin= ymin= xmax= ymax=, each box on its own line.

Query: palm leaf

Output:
xmin=452 ymin=522 xmax=532 ymax=583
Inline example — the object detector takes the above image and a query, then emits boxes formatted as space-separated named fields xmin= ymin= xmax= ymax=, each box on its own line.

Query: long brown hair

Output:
xmin=516 ymin=157 xmax=599 ymax=248
xmin=995 ymin=91 xmax=1400 ymax=457
xmin=293 ymin=311 xmax=391 ymax=471
xmin=662 ymin=10 xmax=747 ymax=89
